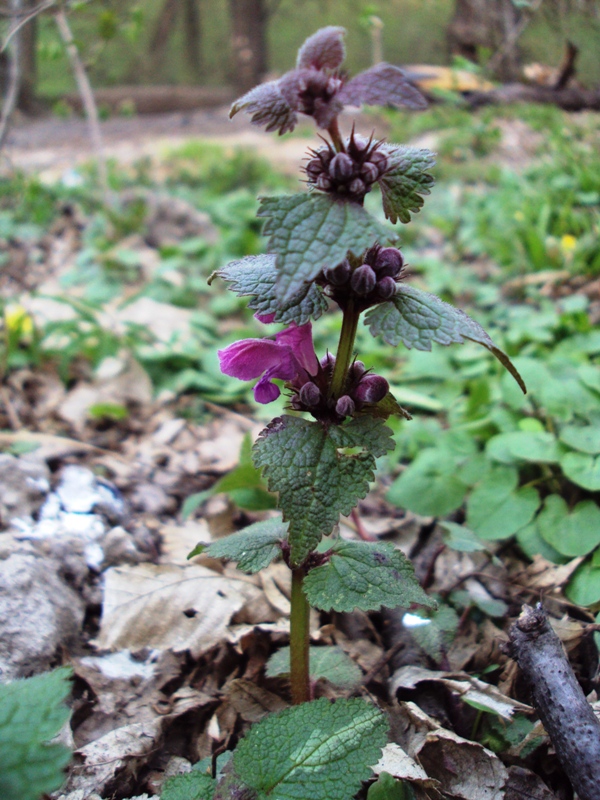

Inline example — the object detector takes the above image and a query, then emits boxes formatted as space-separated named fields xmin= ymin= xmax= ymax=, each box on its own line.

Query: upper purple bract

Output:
xmin=229 ymin=26 xmax=426 ymax=135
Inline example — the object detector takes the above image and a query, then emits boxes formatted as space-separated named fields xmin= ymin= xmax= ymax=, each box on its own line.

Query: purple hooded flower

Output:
xmin=229 ymin=27 xmax=426 ymax=135
xmin=218 ymin=320 xmax=318 ymax=404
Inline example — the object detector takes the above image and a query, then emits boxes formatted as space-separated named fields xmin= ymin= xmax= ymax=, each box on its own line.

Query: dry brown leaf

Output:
xmin=418 ymin=726 xmax=508 ymax=800
xmin=225 ymin=678 xmax=287 ymax=722
xmin=504 ymin=765 xmax=558 ymax=800
xmin=260 ymin=562 xmax=292 ymax=617
xmin=61 ymin=719 xmax=162 ymax=797
xmin=373 ymin=743 xmax=442 ymax=797
xmin=159 ymin=520 xmax=212 ymax=565
xmin=97 ymin=563 xmax=260 ymax=656
xmin=520 ymin=555 xmax=584 ymax=591
xmin=391 ymin=666 xmax=532 ymax=719
xmin=0 ymin=430 xmax=102 ymax=460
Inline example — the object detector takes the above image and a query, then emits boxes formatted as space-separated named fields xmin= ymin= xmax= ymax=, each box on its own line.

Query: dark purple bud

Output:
xmin=319 ymin=148 xmax=334 ymax=167
xmin=329 ymin=152 xmax=354 ymax=182
xmin=349 ymin=135 xmax=369 ymax=156
xmin=360 ymin=162 xmax=379 ymax=184
xmin=350 ymin=264 xmax=376 ymax=295
xmin=370 ymin=150 xmax=389 ymax=175
xmin=323 ymin=258 xmax=351 ymax=286
xmin=348 ymin=178 xmax=366 ymax=196
xmin=305 ymin=158 xmax=323 ymax=179
xmin=377 ymin=276 xmax=397 ymax=300
xmin=299 ymin=381 xmax=322 ymax=407
xmin=316 ymin=174 xmax=332 ymax=191
xmin=336 ymin=395 xmax=356 ymax=418
xmin=374 ymin=247 xmax=404 ymax=278
xmin=355 ymin=374 xmax=389 ymax=404
xmin=350 ymin=360 xmax=366 ymax=380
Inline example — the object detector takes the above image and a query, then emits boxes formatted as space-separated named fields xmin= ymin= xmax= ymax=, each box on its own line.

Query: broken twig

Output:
xmin=508 ymin=604 xmax=600 ymax=800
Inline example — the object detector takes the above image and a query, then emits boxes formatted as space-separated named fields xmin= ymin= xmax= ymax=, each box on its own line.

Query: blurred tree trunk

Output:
xmin=183 ymin=0 xmax=202 ymax=80
xmin=229 ymin=0 xmax=269 ymax=92
xmin=149 ymin=0 xmax=202 ymax=81
xmin=447 ymin=0 xmax=522 ymax=82
xmin=16 ymin=0 xmax=37 ymax=112
xmin=149 ymin=0 xmax=180 ymax=76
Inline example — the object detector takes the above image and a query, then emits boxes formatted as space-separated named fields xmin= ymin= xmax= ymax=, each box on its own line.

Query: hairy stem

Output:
xmin=329 ymin=299 xmax=360 ymax=399
xmin=290 ymin=567 xmax=310 ymax=704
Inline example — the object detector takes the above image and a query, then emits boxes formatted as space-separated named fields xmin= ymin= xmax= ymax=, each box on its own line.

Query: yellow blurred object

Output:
xmin=4 ymin=303 xmax=34 ymax=337
xmin=523 ymin=63 xmax=559 ymax=88
xmin=403 ymin=65 xmax=495 ymax=94
xmin=560 ymin=234 xmax=577 ymax=252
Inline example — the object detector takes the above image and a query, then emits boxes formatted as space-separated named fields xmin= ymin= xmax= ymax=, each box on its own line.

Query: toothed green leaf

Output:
xmin=219 ymin=698 xmax=388 ymax=800
xmin=266 ymin=646 xmax=362 ymax=689
xmin=303 ymin=540 xmax=434 ymax=613
xmin=365 ymin=285 xmax=526 ymax=392
xmin=161 ymin=771 xmax=216 ymax=800
xmin=0 ymin=668 xmax=72 ymax=800
xmin=204 ymin=517 xmax=287 ymax=573
xmin=253 ymin=415 xmax=394 ymax=565
xmin=217 ymin=254 xmax=328 ymax=325
xmin=379 ymin=145 xmax=436 ymax=224
xmin=258 ymin=194 xmax=394 ymax=305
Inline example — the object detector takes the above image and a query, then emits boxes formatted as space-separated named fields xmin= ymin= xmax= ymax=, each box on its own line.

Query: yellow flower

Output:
xmin=4 ymin=304 xmax=34 ymax=337
xmin=560 ymin=234 xmax=577 ymax=252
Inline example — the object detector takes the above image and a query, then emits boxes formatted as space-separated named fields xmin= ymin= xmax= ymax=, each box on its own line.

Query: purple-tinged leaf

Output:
xmin=217 ymin=255 xmax=328 ymax=325
xmin=339 ymin=63 xmax=427 ymax=110
xmin=230 ymin=81 xmax=297 ymax=135
xmin=296 ymin=26 xmax=346 ymax=70
xmin=379 ymin=144 xmax=436 ymax=224
xmin=258 ymin=193 xmax=395 ymax=305
xmin=365 ymin=285 xmax=526 ymax=392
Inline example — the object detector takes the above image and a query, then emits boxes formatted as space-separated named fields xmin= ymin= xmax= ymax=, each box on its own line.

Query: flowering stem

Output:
xmin=329 ymin=299 xmax=360 ymax=399
xmin=290 ymin=567 xmax=310 ymax=704
xmin=328 ymin=117 xmax=344 ymax=152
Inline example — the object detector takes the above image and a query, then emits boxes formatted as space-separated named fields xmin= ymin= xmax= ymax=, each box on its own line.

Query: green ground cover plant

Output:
xmin=0 ymin=668 xmax=72 ymax=800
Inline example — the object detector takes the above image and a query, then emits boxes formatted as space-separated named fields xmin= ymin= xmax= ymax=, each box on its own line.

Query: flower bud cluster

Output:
xmin=304 ymin=132 xmax=389 ymax=202
xmin=289 ymin=354 xmax=389 ymax=422
xmin=295 ymin=70 xmax=343 ymax=116
xmin=318 ymin=244 xmax=405 ymax=312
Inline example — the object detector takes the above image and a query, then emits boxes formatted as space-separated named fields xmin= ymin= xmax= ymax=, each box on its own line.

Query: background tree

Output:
xmin=229 ymin=0 xmax=269 ymax=92
xmin=447 ymin=0 xmax=523 ymax=81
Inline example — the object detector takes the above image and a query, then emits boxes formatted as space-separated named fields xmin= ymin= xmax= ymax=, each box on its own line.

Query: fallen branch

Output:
xmin=508 ymin=604 xmax=600 ymax=800
xmin=465 ymin=82 xmax=600 ymax=112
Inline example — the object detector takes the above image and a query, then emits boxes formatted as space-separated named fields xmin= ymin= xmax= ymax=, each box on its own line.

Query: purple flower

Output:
xmin=229 ymin=27 xmax=426 ymax=135
xmin=218 ymin=321 xmax=318 ymax=404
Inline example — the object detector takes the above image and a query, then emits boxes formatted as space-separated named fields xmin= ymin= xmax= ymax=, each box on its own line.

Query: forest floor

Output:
xmin=1 ymin=104 xmax=599 ymax=800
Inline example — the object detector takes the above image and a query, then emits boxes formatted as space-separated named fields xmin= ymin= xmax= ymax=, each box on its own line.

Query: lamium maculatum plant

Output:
xmin=165 ymin=27 xmax=525 ymax=800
